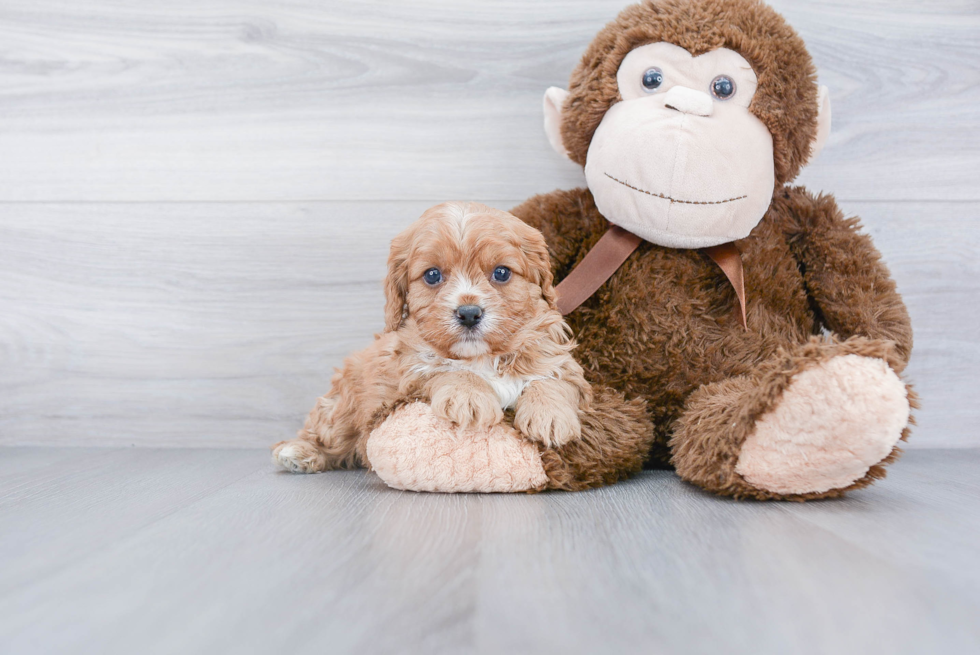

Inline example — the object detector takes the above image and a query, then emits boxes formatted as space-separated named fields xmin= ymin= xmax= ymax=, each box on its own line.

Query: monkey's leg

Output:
xmin=365 ymin=387 xmax=653 ymax=493
xmin=272 ymin=395 xmax=364 ymax=473
xmin=537 ymin=386 xmax=653 ymax=491
xmin=670 ymin=336 xmax=914 ymax=500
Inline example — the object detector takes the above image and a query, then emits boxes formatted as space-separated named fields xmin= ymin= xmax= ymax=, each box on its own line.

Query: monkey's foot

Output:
xmin=366 ymin=402 xmax=548 ymax=493
xmin=735 ymin=354 xmax=910 ymax=495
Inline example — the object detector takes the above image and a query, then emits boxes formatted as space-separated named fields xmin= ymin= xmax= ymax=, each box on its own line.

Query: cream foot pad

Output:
xmin=736 ymin=354 xmax=910 ymax=495
xmin=366 ymin=402 xmax=548 ymax=493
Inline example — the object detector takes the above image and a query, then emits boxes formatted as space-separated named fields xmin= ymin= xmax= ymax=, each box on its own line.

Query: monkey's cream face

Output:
xmin=583 ymin=42 xmax=775 ymax=249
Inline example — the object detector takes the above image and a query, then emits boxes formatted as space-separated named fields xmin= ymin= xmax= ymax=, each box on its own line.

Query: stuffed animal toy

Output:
xmin=363 ymin=0 xmax=916 ymax=500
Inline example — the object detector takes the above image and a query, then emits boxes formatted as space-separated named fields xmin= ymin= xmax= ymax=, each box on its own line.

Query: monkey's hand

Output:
xmin=514 ymin=379 xmax=582 ymax=449
xmin=428 ymin=371 xmax=504 ymax=431
xmin=778 ymin=187 xmax=913 ymax=369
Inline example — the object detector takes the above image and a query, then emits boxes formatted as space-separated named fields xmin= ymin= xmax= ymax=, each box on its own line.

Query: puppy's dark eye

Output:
xmin=423 ymin=268 xmax=443 ymax=285
xmin=492 ymin=266 xmax=512 ymax=283
xmin=710 ymin=75 xmax=736 ymax=100
xmin=642 ymin=67 xmax=664 ymax=92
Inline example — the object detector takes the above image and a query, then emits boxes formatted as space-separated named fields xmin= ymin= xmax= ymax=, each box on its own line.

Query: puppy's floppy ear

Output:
xmin=516 ymin=221 xmax=558 ymax=310
xmin=383 ymin=229 xmax=412 ymax=332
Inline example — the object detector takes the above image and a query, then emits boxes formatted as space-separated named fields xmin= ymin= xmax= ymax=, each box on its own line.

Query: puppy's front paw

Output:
xmin=431 ymin=383 xmax=503 ymax=430
xmin=514 ymin=399 xmax=581 ymax=449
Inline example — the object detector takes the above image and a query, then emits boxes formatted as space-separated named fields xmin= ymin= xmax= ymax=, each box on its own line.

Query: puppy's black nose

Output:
xmin=455 ymin=305 xmax=483 ymax=327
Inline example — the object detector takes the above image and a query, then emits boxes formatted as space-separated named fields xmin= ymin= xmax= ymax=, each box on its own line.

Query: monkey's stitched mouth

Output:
xmin=605 ymin=173 xmax=747 ymax=205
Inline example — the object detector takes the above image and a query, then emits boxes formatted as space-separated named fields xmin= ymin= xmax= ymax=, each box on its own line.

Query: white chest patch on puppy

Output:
xmin=412 ymin=352 xmax=545 ymax=410
xmin=485 ymin=373 xmax=533 ymax=411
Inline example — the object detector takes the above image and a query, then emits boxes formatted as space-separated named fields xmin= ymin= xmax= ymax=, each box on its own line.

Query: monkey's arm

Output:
xmin=776 ymin=187 xmax=913 ymax=370
xmin=510 ymin=188 xmax=607 ymax=278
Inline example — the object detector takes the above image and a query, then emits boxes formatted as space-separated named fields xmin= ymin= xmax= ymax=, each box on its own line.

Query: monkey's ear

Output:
xmin=543 ymin=86 xmax=572 ymax=161
xmin=807 ymin=85 xmax=832 ymax=164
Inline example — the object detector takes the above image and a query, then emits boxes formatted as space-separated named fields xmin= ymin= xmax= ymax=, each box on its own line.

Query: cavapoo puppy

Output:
xmin=272 ymin=201 xmax=592 ymax=474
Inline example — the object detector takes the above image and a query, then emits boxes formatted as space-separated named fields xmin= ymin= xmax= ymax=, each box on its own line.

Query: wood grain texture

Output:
xmin=0 ymin=0 xmax=977 ymax=448
xmin=0 ymin=449 xmax=262 ymax=591
xmin=0 ymin=447 xmax=978 ymax=654
xmin=854 ymin=201 xmax=980 ymax=447
xmin=1 ymin=200 xmax=977 ymax=448
xmin=0 ymin=0 xmax=976 ymax=202
xmin=0 ymin=201 xmax=418 ymax=447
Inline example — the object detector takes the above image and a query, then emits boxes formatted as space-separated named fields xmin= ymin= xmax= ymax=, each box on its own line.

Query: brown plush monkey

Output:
xmin=318 ymin=0 xmax=912 ymax=500
xmin=508 ymin=0 xmax=915 ymax=500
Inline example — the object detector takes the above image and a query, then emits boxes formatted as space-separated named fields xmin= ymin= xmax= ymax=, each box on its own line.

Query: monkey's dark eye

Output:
xmin=710 ymin=75 xmax=736 ymax=100
xmin=423 ymin=268 xmax=443 ymax=285
xmin=492 ymin=266 xmax=512 ymax=283
xmin=641 ymin=67 xmax=664 ymax=92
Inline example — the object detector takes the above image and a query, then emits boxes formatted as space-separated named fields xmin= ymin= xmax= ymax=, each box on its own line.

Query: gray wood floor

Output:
xmin=1 ymin=447 xmax=978 ymax=655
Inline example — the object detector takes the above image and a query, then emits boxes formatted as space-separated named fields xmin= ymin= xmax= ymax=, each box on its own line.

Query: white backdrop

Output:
xmin=1 ymin=0 xmax=977 ymax=448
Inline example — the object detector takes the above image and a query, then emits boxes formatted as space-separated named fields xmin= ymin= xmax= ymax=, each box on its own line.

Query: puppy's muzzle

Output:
xmin=455 ymin=305 xmax=483 ymax=328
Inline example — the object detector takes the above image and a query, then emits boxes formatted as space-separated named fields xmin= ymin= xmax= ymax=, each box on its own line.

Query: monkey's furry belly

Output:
xmin=561 ymin=212 xmax=818 ymax=462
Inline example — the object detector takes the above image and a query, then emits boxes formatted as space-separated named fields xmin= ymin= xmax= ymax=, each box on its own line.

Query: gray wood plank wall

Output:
xmin=1 ymin=0 xmax=978 ymax=448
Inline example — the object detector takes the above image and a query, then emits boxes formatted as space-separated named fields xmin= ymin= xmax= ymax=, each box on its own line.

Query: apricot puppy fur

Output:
xmin=272 ymin=202 xmax=591 ymax=473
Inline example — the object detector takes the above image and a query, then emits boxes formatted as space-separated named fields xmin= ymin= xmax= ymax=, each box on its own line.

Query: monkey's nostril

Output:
xmin=455 ymin=305 xmax=483 ymax=327
xmin=663 ymin=86 xmax=713 ymax=117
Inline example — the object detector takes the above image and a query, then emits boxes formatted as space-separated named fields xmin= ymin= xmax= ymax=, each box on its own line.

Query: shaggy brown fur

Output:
xmin=538 ymin=387 xmax=654 ymax=491
xmin=510 ymin=0 xmax=914 ymax=500
xmin=671 ymin=337 xmax=918 ymax=501
xmin=561 ymin=0 xmax=819 ymax=185
xmin=512 ymin=185 xmax=913 ymax=499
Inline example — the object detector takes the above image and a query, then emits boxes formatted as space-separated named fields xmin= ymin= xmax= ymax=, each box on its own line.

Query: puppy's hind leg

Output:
xmin=272 ymin=396 xmax=360 ymax=473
